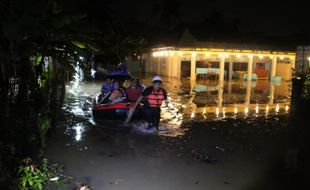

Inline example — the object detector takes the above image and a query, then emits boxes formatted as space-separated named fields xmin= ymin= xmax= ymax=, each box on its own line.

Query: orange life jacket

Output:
xmin=146 ymin=89 xmax=165 ymax=108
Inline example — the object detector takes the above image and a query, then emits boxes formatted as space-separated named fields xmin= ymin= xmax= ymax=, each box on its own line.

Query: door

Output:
xmin=181 ymin=61 xmax=191 ymax=78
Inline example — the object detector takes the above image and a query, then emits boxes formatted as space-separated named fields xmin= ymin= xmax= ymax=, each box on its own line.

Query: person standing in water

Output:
xmin=132 ymin=76 xmax=168 ymax=130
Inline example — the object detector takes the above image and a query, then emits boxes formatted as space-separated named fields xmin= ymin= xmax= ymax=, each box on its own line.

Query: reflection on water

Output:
xmin=61 ymin=75 xmax=291 ymax=141
xmin=73 ymin=124 xmax=83 ymax=141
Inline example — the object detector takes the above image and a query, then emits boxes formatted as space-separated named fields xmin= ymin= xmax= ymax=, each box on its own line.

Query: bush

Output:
xmin=303 ymin=74 xmax=310 ymax=100
xmin=14 ymin=158 xmax=57 ymax=190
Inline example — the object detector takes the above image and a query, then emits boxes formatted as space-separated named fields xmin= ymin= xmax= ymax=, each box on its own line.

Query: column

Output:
xmin=218 ymin=78 xmax=224 ymax=110
xmin=270 ymin=56 xmax=277 ymax=80
xmin=167 ymin=55 xmax=171 ymax=77
xmin=219 ymin=57 xmax=225 ymax=82
xmin=177 ymin=55 xmax=181 ymax=78
xmin=190 ymin=52 xmax=196 ymax=80
xmin=247 ymin=55 xmax=253 ymax=81
xmin=245 ymin=79 xmax=251 ymax=105
xmin=291 ymin=56 xmax=296 ymax=73
xmin=228 ymin=62 xmax=233 ymax=81
xmin=173 ymin=54 xmax=181 ymax=78
xmin=269 ymin=82 xmax=275 ymax=105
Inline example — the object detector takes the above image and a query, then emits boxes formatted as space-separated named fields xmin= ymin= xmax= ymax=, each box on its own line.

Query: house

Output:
xmin=142 ymin=29 xmax=296 ymax=82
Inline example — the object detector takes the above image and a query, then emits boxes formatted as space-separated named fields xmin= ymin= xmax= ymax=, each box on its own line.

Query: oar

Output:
xmin=124 ymin=96 xmax=143 ymax=124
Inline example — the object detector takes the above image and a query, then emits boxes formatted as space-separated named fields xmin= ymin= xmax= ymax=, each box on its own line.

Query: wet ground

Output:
xmin=45 ymin=77 xmax=292 ymax=189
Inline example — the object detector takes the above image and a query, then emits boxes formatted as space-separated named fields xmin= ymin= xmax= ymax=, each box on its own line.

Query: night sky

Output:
xmin=62 ymin=0 xmax=310 ymax=38
xmin=107 ymin=0 xmax=309 ymax=36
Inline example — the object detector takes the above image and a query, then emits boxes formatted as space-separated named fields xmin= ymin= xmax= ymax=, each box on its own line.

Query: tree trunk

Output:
xmin=50 ymin=56 xmax=58 ymax=128
xmin=290 ymin=77 xmax=304 ymax=113
xmin=0 ymin=56 xmax=9 ymax=120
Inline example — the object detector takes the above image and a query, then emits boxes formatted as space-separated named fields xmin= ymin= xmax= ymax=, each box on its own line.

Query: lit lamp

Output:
xmin=285 ymin=105 xmax=289 ymax=112
xmin=244 ymin=107 xmax=249 ymax=115
xmin=234 ymin=107 xmax=238 ymax=114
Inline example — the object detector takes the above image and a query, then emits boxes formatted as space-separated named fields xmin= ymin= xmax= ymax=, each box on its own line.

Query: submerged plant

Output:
xmin=15 ymin=158 xmax=59 ymax=190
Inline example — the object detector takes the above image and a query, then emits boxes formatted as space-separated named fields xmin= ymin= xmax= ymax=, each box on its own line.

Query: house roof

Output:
xmin=176 ymin=29 xmax=294 ymax=52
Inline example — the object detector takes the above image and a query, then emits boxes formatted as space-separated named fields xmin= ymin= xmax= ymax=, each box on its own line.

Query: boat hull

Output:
xmin=92 ymin=102 xmax=146 ymax=120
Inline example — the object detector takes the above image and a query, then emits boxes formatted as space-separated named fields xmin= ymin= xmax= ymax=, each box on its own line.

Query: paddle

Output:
xmin=124 ymin=96 xmax=143 ymax=124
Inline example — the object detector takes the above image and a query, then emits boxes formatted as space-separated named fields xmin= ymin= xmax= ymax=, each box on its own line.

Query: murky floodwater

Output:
xmin=46 ymin=76 xmax=290 ymax=189
xmin=62 ymin=76 xmax=290 ymax=140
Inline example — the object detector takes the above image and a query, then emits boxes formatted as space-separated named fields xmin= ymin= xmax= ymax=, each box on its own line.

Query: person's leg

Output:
xmin=154 ymin=108 xmax=161 ymax=130
xmin=145 ymin=108 xmax=155 ymax=129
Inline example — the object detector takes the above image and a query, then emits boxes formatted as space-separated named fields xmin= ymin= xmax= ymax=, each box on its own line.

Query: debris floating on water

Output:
xmin=215 ymin=146 xmax=225 ymax=151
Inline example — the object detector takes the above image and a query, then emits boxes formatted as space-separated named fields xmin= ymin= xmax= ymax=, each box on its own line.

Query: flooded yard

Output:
xmin=45 ymin=77 xmax=292 ymax=189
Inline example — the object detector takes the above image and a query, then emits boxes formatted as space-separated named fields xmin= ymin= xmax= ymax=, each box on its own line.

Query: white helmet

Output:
xmin=152 ymin=76 xmax=163 ymax=83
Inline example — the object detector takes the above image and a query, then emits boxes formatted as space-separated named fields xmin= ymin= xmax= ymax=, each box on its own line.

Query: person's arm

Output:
xmin=133 ymin=95 xmax=143 ymax=108
xmin=133 ymin=87 xmax=148 ymax=108
xmin=120 ymin=88 xmax=127 ymax=98
xmin=99 ymin=91 xmax=111 ymax=104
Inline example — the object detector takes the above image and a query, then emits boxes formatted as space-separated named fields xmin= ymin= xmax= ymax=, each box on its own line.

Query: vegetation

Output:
xmin=15 ymin=158 xmax=59 ymax=190
xmin=1 ymin=0 xmax=306 ymax=188
xmin=0 ymin=0 xmax=147 ymax=188
xmin=303 ymin=74 xmax=310 ymax=100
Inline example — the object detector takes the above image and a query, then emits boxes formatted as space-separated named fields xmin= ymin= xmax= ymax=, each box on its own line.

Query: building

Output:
xmin=143 ymin=30 xmax=296 ymax=82
xmin=296 ymin=46 xmax=310 ymax=74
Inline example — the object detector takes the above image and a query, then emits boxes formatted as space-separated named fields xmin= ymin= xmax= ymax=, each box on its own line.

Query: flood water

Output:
xmin=45 ymin=76 xmax=291 ymax=189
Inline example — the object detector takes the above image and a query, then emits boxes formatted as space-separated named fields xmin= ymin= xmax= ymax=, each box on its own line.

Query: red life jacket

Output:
xmin=146 ymin=88 xmax=165 ymax=108
xmin=125 ymin=87 xmax=143 ymax=102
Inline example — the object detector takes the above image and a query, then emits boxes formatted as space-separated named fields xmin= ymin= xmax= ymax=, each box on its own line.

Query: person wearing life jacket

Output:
xmin=100 ymin=80 xmax=126 ymax=104
xmin=125 ymin=78 xmax=144 ymax=102
xmin=133 ymin=76 xmax=168 ymax=130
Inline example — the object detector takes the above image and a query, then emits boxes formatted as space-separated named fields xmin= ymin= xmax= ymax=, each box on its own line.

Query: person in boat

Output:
xmin=134 ymin=76 xmax=168 ymax=130
xmin=100 ymin=80 xmax=112 ymax=94
xmin=99 ymin=80 xmax=126 ymax=104
xmin=125 ymin=78 xmax=144 ymax=102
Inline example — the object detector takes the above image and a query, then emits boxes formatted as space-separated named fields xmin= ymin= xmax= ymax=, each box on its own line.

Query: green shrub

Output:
xmin=15 ymin=158 xmax=55 ymax=190
xmin=303 ymin=74 xmax=310 ymax=100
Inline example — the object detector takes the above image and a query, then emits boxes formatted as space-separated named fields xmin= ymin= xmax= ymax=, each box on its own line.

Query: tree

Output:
xmin=149 ymin=0 xmax=182 ymax=30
